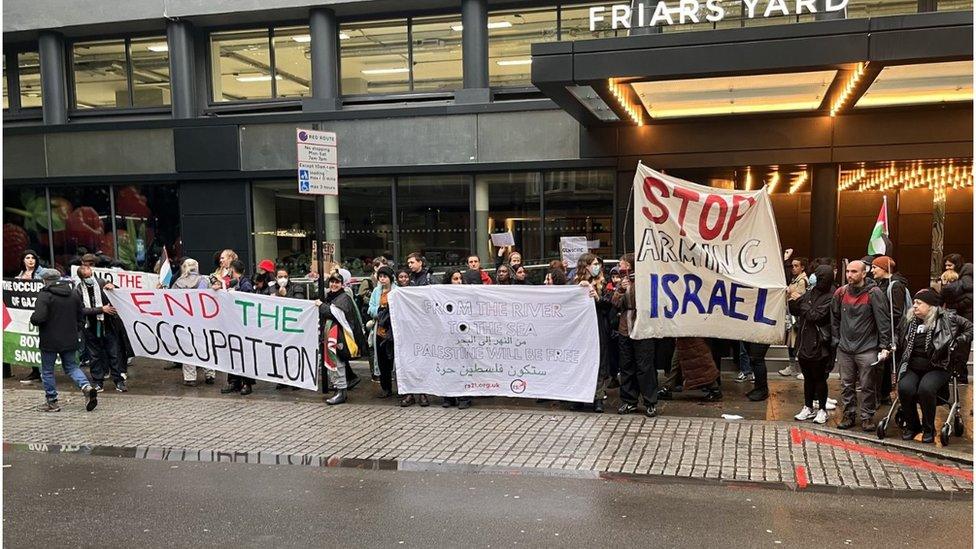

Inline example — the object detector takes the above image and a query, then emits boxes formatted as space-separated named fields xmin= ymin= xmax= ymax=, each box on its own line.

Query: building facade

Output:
xmin=3 ymin=0 xmax=973 ymax=291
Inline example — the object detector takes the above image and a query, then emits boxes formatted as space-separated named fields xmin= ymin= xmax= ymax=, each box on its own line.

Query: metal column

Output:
xmin=168 ymin=19 xmax=198 ymax=119
xmin=304 ymin=7 xmax=341 ymax=112
xmin=455 ymin=0 xmax=492 ymax=104
xmin=38 ymin=31 xmax=68 ymax=125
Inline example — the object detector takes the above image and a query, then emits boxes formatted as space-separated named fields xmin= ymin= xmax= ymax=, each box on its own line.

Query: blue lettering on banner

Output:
xmin=647 ymin=273 xmax=777 ymax=326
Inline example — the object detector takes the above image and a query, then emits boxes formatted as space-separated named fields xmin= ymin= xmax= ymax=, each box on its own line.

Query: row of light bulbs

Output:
xmin=608 ymin=78 xmax=644 ymax=126
xmin=838 ymin=161 xmax=973 ymax=194
xmin=830 ymin=62 xmax=868 ymax=117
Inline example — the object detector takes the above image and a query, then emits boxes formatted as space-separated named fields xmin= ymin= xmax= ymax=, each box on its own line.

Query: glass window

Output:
xmin=112 ymin=185 xmax=181 ymax=272
xmin=412 ymin=15 xmax=463 ymax=92
xmin=481 ymin=172 xmax=543 ymax=263
xmin=251 ymin=182 xmax=317 ymax=276
xmin=18 ymin=52 xmax=42 ymax=108
xmin=340 ymin=19 xmax=410 ymax=95
xmin=543 ymin=169 xmax=614 ymax=260
xmin=339 ymin=178 xmax=394 ymax=276
xmin=73 ymin=40 xmax=129 ymax=108
xmin=938 ymin=0 xmax=974 ymax=10
xmin=211 ymin=29 xmax=273 ymax=102
xmin=47 ymin=187 xmax=112 ymax=272
xmin=2 ymin=56 xmax=8 ymax=109
xmin=397 ymin=175 xmax=471 ymax=268
xmin=559 ymin=2 xmax=628 ymax=40
xmin=488 ymin=7 xmax=557 ymax=87
xmin=3 ymin=186 xmax=53 ymax=276
xmin=128 ymin=38 xmax=171 ymax=107
xmin=272 ymin=26 xmax=311 ymax=98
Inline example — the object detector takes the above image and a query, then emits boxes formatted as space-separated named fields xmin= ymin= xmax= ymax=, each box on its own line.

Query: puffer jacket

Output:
xmin=942 ymin=263 xmax=974 ymax=321
xmin=898 ymin=308 xmax=973 ymax=373
xmin=675 ymin=337 xmax=719 ymax=390
xmin=30 ymin=281 xmax=83 ymax=352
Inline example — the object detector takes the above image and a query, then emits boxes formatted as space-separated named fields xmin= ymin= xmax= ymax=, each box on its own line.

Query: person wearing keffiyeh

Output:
xmin=75 ymin=264 xmax=125 ymax=393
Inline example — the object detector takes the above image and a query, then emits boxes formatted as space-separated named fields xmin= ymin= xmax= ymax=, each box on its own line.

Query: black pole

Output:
xmin=313 ymin=122 xmax=327 ymax=301
xmin=38 ymin=31 xmax=68 ymax=125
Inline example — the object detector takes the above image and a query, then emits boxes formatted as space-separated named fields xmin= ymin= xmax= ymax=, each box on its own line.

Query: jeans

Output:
xmin=737 ymin=342 xmax=753 ymax=374
xmin=618 ymin=337 xmax=659 ymax=407
xmin=897 ymin=368 xmax=950 ymax=432
xmin=84 ymin=329 xmax=120 ymax=383
xmin=798 ymin=356 xmax=831 ymax=409
xmin=40 ymin=350 xmax=90 ymax=402
xmin=837 ymin=350 xmax=880 ymax=420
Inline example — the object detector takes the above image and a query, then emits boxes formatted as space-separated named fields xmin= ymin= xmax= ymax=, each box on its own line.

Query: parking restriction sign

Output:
xmin=296 ymin=128 xmax=338 ymax=195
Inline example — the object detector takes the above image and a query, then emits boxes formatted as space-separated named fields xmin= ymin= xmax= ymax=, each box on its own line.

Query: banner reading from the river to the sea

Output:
xmin=2 ymin=278 xmax=45 ymax=367
xmin=631 ymin=163 xmax=787 ymax=344
xmin=107 ymin=289 xmax=320 ymax=390
xmin=389 ymin=285 xmax=600 ymax=402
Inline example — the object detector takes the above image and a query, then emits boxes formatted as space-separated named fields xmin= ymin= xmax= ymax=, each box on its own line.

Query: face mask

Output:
xmin=83 ymin=276 xmax=95 ymax=286
xmin=808 ymin=273 xmax=817 ymax=287
xmin=277 ymin=277 xmax=288 ymax=286
xmin=589 ymin=265 xmax=601 ymax=277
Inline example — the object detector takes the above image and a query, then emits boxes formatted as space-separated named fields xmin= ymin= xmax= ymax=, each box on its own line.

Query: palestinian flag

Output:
xmin=323 ymin=321 xmax=339 ymax=372
xmin=867 ymin=196 xmax=892 ymax=256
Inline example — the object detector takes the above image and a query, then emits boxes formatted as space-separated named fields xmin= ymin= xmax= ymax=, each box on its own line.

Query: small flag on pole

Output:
xmin=159 ymin=247 xmax=174 ymax=287
xmin=867 ymin=196 xmax=891 ymax=256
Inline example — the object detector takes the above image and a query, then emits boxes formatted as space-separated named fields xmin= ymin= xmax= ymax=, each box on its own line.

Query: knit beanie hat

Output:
xmin=914 ymin=288 xmax=943 ymax=307
xmin=871 ymin=256 xmax=896 ymax=273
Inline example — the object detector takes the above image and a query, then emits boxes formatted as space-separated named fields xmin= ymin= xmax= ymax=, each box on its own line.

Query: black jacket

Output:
xmin=830 ymin=278 xmax=892 ymax=354
xmin=942 ymin=263 xmax=973 ymax=321
xmin=320 ymin=290 xmax=368 ymax=361
xmin=409 ymin=268 xmax=435 ymax=287
xmin=898 ymin=309 xmax=973 ymax=373
xmin=30 ymin=281 xmax=83 ymax=352
xmin=790 ymin=266 xmax=835 ymax=361
xmin=876 ymin=273 xmax=911 ymax=335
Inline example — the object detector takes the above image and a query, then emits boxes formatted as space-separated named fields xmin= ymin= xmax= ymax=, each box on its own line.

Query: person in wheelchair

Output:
xmin=896 ymin=288 xmax=973 ymax=443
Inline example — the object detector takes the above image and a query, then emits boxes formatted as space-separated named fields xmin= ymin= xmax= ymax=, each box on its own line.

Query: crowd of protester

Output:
xmin=10 ymin=244 xmax=974 ymax=443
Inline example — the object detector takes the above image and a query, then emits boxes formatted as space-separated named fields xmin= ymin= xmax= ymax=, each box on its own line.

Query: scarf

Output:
xmin=901 ymin=316 xmax=933 ymax=372
xmin=81 ymin=279 xmax=104 ymax=333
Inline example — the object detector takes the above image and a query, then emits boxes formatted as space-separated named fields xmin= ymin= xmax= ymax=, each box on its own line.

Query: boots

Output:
xmin=326 ymin=389 xmax=347 ymax=405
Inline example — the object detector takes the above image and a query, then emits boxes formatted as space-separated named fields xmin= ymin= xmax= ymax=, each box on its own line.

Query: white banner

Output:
xmin=389 ymin=285 xmax=600 ymax=402
xmin=631 ymin=163 xmax=787 ymax=344
xmin=71 ymin=265 xmax=160 ymax=290
xmin=106 ymin=289 xmax=321 ymax=390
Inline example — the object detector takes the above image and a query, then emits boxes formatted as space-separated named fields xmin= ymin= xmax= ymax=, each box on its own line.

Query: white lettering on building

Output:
xmin=592 ymin=0 xmax=849 ymax=30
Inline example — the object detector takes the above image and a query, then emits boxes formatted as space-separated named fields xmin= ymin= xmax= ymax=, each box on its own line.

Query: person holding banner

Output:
xmin=368 ymin=266 xmax=397 ymax=398
xmin=171 ymin=258 xmax=217 ymax=386
xmin=30 ymin=269 xmax=99 ymax=412
xmin=16 ymin=250 xmax=44 ymax=384
xmin=572 ymin=253 xmax=611 ymax=413
xmin=75 ymin=265 xmax=126 ymax=392
xmin=219 ymin=260 xmax=257 ymax=396
xmin=320 ymin=272 xmax=368 ymax=405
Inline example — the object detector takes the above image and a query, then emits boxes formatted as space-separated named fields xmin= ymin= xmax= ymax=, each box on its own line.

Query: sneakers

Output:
xmin=778 ymin=364 xmax=799 ymax=377
xmin=114 ymin=381 xmax=128 ymax=392
xmin=457 ymin=398 xmax=472 ymax=410
xmin=794 ymin=406 xmax=817 ymax=421
xmin=400 ymin=395 xmax=416 ymax=407
xmin=593 ymin=399 xmax=604 ymax=413
xmin=618 ymin=403 xmax=638 ymax=415
xmin=204 ymin=375 xmax=215 ymax=385
xmin=93 ymin=382 xmax=104 ymax=393
xmin=812 ymin=398 xmax=838 ymax=411
xmin=82 ymin=385 xmax=98 ymax=412
xmin=734 ymin=372 xmax=754 ymax=383
xmin=43 ymin=399 xmax=61 ymax=412
xmin=796 ymin=373 xmax=804 ymax=380
xmin=644 ymin=405 xmax=658 ymax=418
xmin=418 ymin=395 xmax=430 ymax=407
xmin=239 ymin=384 xmax=253 ymax=396
xmin=813 ymin=409 xmax=828 ymax=424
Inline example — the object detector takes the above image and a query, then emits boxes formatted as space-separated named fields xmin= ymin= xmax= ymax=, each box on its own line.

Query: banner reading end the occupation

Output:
xmin=106 ymin=289 xmax=321 ymax=390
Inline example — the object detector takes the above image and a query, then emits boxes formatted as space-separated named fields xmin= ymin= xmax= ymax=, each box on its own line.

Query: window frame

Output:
xmin=3 ymin=45 xmax=44 ymax=119
xmin=67 ymin=31 xmax=172 ymax=114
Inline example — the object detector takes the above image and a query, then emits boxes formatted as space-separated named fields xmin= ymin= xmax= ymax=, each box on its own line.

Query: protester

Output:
xmin=76 ymin=264 xmax=124 ymax=392
xmin=733 ymin=342 xmax=754 ymax=383
xmin=170 ymin=258 xmax=216 ymax=386
xmin=896 ymin=288 xmax=973 ymax=442
xmin=941 ymin=253 xmax=973 ymax=384
xmin=513 ymin=264 xmax=531 ymax=285
xmin=406 ymin=253 xmax=435 ymax=287
xmin=227 ymin=259 xmax=254 ymax=292
xmin=210 ymin=249 xmax=237 ymax=289
xmin=461 ymin=269 xmax=482 ymax=286
xmin=779 ymin=256 xmax=808 ymax=378
xmin=30 ymin=269 xmax=98 ymax=412
xmin=16 ymin=250 xmax=43 ymax=384
xmin=359 ymin=257 xmax=387 ymax=302
xmin=466 ymin=255 xmax=492 ymax=285
xmin=254 ymin=259 xmax=276 ymax=295
xmin=369 ymin=266 xmax=397 ymax=398
xmin=549 ymin=259 xmax=566 ymax=275
xmin=443 ymin=269 xmax=463 ymax=285
xmin=789 ymin=264 xmax=836 ymax=424
xmin=605 ymin=266 xmax=622 ymax=388
xmin=573 ymin=253 xmax=611 ymax=413
xmin=272 ymin=267 xmax=307 ymax=300
xmin=612 ymin=254 xmax=658 ymax=417
xmin=395 ymin=268 xmax=411 ymax=287
xmin=831 ymin=260 xmax=892 ymax=431
xmin=871 ymin=256 xmax=911 ymax=404
xmin=219 ymin=261 xmax=256 ymax=396
xmin=544 ymin=268 xmax=567 ymax=286
xmin=495 ymin=264 xmax=514 ymax=285
xmin=320 ymin=272 xmax=368 ymax=405
xmin=448 ymin=267 xmax=476 ymax=409
xmin=80 ymin=253 xmax=98 ymax=268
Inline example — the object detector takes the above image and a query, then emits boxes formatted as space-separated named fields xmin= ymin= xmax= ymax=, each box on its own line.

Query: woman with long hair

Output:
xmin=572 ymin=253 xmax=611 ymax=413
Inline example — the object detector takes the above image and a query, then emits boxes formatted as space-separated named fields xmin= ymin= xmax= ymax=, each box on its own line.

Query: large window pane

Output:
xmin=543 ymin=169 xmax=614 ymax=260
xmin=272 ymin=26 xmax=311 ymax=98
xmin=112 ymin=185 xmax=180 ymax=272
xmin=128 ymin=37 xmax=171 ymax=107
xmin=252 ymin=182 xmax=316 ymax=277
xmin=481 ymin=173 xmax=543 ymax=263
xmin=211 ymin=29 xmax=273 ymax=102
xmin=559 ymin=2 xmax=628 ymax=40
xmin=47 ymin=187 xmax=112 ymax=272
xmin=3 ymin=186 xmax=53 ymax=276
xmin=18 ymin=52 xmax=42 ymax=108
xmin=412 ymin=15 xmax=463 ymax=92
xmin=339 ymin=177 xmax=394 ymax=276
xmin=398 ymin=175 xmax=471 ymax=269
xmin=340 ymin=19 xmax=410 ymax=95
xmin=939 ymin=0 xmax=974 ymax=11
xmin=488 ymin=7 xmax=557 ymax=87
xmin=3 ymin=57 xmax=8 ymax=110
xmin=73 ymin=40 xmax=129 ymax=108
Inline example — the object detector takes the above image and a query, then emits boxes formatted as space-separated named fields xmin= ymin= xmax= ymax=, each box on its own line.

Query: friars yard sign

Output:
xmin=589 ymin=1 xmax=849 ymax=30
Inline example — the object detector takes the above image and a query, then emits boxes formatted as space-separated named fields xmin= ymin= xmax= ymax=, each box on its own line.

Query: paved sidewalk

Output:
xmin=3 ymin=389 xmax=971 ymax=498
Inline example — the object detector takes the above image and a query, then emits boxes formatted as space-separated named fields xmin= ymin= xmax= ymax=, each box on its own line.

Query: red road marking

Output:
xmin=795 ymin=465 xmax=809 ymax=489
xmin=790 ymin=427 xmax=973 ymax=482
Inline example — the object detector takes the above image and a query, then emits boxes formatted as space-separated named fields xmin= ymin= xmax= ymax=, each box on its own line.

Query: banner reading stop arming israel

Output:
xmin=631 ymin=163 xmax=787 ymax=344
xmin=107 ymin=289 xmax=321 ymax=390
xmin=389 ymin=285 xmax=600 ymax=402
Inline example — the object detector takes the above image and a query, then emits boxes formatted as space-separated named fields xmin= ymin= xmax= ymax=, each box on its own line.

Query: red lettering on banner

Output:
xmin=163 ymin=293 xmax=194 ymax=316
xmin=117 ymin=273 xmax=143 ymax=289
xmin=672 ymin=187 xmax=700 ymax=237
xmin=641 ymin=176 xmax=669 ymax=224
xmin=130 ymin=292 xmax=162 ymax=316
xmin=199 ymin=293 xmax=220 ymax=319
xmin=698 ymin=194 xmax=729 ymax=240
xmin=722 ymin=195 xmax=756 ymax=241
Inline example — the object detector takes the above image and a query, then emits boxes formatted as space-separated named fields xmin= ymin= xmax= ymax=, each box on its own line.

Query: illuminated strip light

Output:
xmin=608 ymin=78 xmax=644 ymax=126
xmin=830 ymin=62 xmax=868 ymax=117
xmin=788 ymin=171 xmax=809 ymax=194
xmin=766 ymin=171 xmax=781 ymax=194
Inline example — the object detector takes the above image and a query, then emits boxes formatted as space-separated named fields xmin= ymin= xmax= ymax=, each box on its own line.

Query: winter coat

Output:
xmin=942 ymin=263 xmax=974 ymax=321
xmin=830 ymin=278 xmax=892 ymax=354
xmin=675 ymin=337 xmax=719 ymax=390
xmin=409 ymin=268 xmax=435 ymax=287
xmin=271 ymin=281 xmax=307 ymax=300
xmin=897 ymin=309 xmax=973 ymax=373
xmin=789 ymin=266 xmax=835 ymax=361
xmin=610 ymin=280 xmax=637 ymax=338
xmin=30 ymin=281 xmax=83 ymax=352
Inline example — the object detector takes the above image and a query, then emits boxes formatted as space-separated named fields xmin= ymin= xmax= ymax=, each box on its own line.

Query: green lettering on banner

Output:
xmin=256 ymin=301 xmax=280 ymax=330
xmin=235 ymin=299 xmax=255 ymax=326
xmin=281 ymin=306 xmax=304 ymax=334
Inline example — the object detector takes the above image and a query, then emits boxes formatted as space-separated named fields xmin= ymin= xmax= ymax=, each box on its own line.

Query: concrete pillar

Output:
xmin=38 ymin=31 xmax=68 ymax=125
xmin=474 ymin=177 xmax=490 ymax=263
xmin=810 ymin=164 xmax=839 ymax=260
xmin=324 ymin=195 xmax=342 ymax=262
xmin=304 ymin=7 xmax=341 ymax=111
xmin=455 ymin=0 xmax=492 ymax=104
xmin=167 ymin=19 xmax=198 ymax=119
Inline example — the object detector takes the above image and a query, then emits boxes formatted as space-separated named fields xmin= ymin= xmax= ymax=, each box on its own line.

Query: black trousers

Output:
xmin=898 ymin=368 xmax=950 ymax=432
xmin=377 ymin=342 xmax=394 ymax=393
xmin=227 ymin=374 xmax=254 ymax=387
xmin=618 ymin=337 xmax=659 ymax=407
xmin=608 ymin=333 xmax=620 ymax=379
xmin=746 ymin=342 xmax=770 ymax=389
xmin=84 ymin=328 xmax=121 ymax=383
xmin=798 ymin=356 xmax=830 ymax=409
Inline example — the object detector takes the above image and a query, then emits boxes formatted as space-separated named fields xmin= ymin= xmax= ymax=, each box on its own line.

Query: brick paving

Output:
xmin=3 ymin=389 xmax=971 ymax=496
